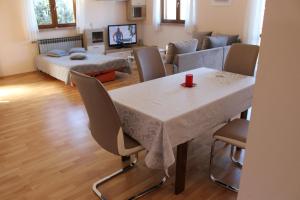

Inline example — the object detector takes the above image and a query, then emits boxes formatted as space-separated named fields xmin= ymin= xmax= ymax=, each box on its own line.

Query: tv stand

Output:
xmin=104 ymin=46 xmax=143 ymax=58
xmin=113 ymin=43 xmax=134 ymax=49
xmin=105 ymin=46 xmax=166 ymax=61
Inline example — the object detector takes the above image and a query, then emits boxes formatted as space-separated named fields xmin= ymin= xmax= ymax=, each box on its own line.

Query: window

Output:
xmin=161 ymin=0 xmax=187 ymax=24
xmin=33 ymin=0 xmax=76 ymax=29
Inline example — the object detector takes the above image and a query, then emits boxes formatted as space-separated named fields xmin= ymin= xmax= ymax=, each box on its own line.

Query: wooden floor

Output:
xmin=0 ymin=70 xmax=239 ymax=200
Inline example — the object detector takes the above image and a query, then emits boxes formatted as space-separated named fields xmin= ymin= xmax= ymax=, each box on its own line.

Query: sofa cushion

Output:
xmin=174 ymin=39 xmax=198 ymax=54
xmin=165 ymin=63 xmax=175 ymax=75
xmin=165 ymin=39 xmax=198 ymax=64
xmin=165 ymin=43 xmax=176 ymax=64
xmin=192 ymin=31 xmax=213 ymax=50
xmin=202 ymin=37 xmax=211 ymax=50
xmin=212 ymin=33 xmax=240 ymax=45
xmin=227 ymin=35 xmax=239 ymax=45
xmin=207 ymin=36 xmax=229 ymax=48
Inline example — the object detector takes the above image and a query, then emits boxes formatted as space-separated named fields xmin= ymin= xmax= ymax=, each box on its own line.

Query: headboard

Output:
xmin=37 ymin=35 xmax=84 ymax=54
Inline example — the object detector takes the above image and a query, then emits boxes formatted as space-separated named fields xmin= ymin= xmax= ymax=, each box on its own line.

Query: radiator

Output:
xmin=37 ymin=35 xmax=83 ymax=54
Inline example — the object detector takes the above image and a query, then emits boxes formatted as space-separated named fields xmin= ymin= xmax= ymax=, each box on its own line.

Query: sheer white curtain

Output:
xmin=153 ymin=0 xmax=161 ymax=31
xmin=185 ymin=0 xmax=198 ymax=33
xmin=243 ymin=0 xmax=266 ymax=44
xmin=22 ymin=0 xmax=39 ymax=42
xmin=76 ymin=0 xmax=86 ymax=34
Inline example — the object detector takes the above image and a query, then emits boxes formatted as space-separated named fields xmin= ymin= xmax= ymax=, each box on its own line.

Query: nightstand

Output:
xmin=87 ymin=44 xmax=105 ymax=54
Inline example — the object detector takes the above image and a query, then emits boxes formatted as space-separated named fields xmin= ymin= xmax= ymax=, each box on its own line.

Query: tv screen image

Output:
xmin=108 ymin=24 xmax=137 ymax=47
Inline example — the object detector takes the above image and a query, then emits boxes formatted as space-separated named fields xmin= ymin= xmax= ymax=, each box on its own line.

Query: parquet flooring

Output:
xmin=0 ymin=70 xmax=238 ymax=200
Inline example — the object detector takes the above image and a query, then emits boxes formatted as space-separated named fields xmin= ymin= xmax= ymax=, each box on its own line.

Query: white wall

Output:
xmin=143 ymin=0 xmax=248 ymax=47
xmin=238 ymin=0 xmax=300 ymax=200
xmin=0 ymin=0 xmax=130 ymax=77
xmin=0 ymin=0 xmax=250 ymax=76
xmin=0 ymin=1 xmax=38 ymax=77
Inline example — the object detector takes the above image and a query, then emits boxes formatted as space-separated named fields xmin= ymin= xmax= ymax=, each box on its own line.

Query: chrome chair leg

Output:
xmin=92 ymin=156 xmax=167 ymax=200
xmin=121 ymin=156 xmax=131 ymax=162
xmin=93 ymin=158 xmax=137 ymax=200
xmin=230 ymin=145 xmax=243 ymax=168
xmin=210 ymin=175 xmax=239 ymax=192
xmin=128 ymin=177 xmax=167 ymax=200
xmin=209 ymin=139 xmax=239 ymax=192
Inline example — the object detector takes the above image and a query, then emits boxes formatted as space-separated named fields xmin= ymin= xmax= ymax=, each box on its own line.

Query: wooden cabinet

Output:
xmin=127 ymin=0 xmax=146 ymax=21
xmin=87 ymin=44 xmax=105 ymax=54
xmin=84 ymin=29 xmax=105 ymax=54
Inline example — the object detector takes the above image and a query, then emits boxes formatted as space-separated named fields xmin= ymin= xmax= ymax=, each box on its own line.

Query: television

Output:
xmin=108 ymin=24 xmax=137 ymax=48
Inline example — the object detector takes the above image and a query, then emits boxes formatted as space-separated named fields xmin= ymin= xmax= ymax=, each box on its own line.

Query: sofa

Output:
xmin=165 ymin=32 xmax=240 ymax=74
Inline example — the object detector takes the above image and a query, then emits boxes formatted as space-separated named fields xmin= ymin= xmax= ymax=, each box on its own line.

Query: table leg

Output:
xmin=241 ymin=110 xmax=248 ymax=119
xmin=175 ymin=142 xmax=188 ymax=194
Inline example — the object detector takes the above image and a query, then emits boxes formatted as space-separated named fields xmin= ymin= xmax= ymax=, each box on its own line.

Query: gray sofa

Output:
xmin=168 ymin=45 xmax=231 ymax=73
xmin=173 ymin=46 xmax=230 ymax=73
xmin=165 ymin=32 xmax=239 ymax=74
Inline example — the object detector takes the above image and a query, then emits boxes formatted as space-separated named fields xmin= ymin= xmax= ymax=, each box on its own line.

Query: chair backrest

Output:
xmin=224 ymin=43 xmax=260 ymax=76
xmin=70 ymin=71 xmax=121 ymax=155
xmin=133 ymin=46 xmax=167 ymax=82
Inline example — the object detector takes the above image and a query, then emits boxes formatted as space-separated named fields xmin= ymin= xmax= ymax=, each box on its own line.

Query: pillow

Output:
xmin=201 ymin=37 xmax=211 ymax=50
xmin=165 ymin=39 xmax=198 ymax=64
xmin=165 ymin=43 xmax=176 ymax=64
xmin=192 ymin=31 xmax=213 ymax=50
xmin=47 ymin=49 xmax=67 ymax=57
xmin=70 ymin=53 xmax=87 ymax=60
xmin=227 ymin=35 xmax=239 ymax=45
xmin=174 ymin=39 xmax=198 ymax=54
xmin=69 ymin=47 xmax=86 ymax=55
xmin=212 ymin=33 xmax=240 ymax=45
xmin=207 ymin=36 xmax=229 ymax=48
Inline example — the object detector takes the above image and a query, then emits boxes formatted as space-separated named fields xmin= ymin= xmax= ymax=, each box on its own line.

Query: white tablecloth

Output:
xmin=109 ymin=68 xmax=255 ymax=170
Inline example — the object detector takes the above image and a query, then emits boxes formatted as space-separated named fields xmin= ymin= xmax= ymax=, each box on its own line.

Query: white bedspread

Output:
xmin=109 ymin=68 xmax=255 ymax=170
xmin=35 ymin=53 xmax=131 ymax=84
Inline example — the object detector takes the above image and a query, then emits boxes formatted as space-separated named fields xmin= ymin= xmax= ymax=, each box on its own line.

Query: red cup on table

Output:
xmin=185 ymin=74 xmax=193 ymax=87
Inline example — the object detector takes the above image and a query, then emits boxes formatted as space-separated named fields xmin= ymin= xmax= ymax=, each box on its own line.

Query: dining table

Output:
xmin=109 ymin=67 xmax=255 ymax=194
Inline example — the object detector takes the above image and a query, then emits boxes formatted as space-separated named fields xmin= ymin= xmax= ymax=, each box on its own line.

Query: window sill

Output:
xmin=36 ymin=27 xmax=78 ymax=42
xmin=39 ymin=26 xmax=77 ymax=32
xmin=160 ymin=22 xmax=185 ymax=26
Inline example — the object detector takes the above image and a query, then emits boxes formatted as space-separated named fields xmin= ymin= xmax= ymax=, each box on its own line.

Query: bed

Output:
xmin=35 ymin=35 xmax=131 ymax=84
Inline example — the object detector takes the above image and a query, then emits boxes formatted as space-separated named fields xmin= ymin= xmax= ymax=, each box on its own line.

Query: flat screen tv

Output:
xmin=108 ymin=24 xmax=137 ymax=48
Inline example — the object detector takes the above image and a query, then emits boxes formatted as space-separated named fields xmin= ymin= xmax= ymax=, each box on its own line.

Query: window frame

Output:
xmin=161 ymin=0 xmax=185 ymax=24
xmin=37 ymin=0 xmax=77 ymax=29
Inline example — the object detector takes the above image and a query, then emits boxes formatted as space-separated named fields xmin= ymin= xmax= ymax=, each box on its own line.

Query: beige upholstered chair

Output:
xmin=209 ymin=119 xmax=249 ymax=192
xmin=133 ymin=46 xmax=167 ymax=82
xmin=224 ymin=44 xmax=259 ymax=121
xmin=70 ymin=71 xmax=166 ymax=200
xmin=224 ymin=43 xmax=260 ymax=76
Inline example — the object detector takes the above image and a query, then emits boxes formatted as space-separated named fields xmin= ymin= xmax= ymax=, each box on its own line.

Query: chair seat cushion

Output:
xmin=124 ymin=133 xmax=141 ymax=149
xmin=213 ymin=119 xmax=249 ymax=148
